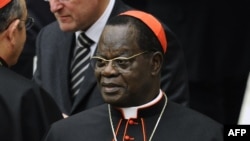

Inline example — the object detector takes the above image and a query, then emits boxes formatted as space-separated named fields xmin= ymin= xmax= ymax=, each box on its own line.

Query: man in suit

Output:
xmin=33 ymin=0 xmax=189 ymax=117
xmin=43 ymin=10 xmax=223 ymax=141
xmin=0 ymin=0 xmax=63 ymax=140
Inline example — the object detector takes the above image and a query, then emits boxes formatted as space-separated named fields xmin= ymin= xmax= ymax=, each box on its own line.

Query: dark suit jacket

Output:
xmin=0 ymin=67 xmax=63 ymax=141
xmin=43 ymin=101 xmax=223 ymax=141
xmin=33 ymin=0 xmax=189 ymax=115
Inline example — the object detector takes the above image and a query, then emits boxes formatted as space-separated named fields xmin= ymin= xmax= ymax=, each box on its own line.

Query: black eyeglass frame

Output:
xmin=20 ymin=17 xmax=34 ymax=30
xmin=4 ymin=17 xmax=34 ymax=31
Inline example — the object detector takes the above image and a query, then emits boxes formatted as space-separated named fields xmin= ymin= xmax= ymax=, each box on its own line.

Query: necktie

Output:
xmin=70 ymin=33 xmax=94 ymax=98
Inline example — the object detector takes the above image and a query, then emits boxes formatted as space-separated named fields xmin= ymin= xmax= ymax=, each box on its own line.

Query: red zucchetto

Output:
xmin=0 ymin=0 xmax=11 ymax=9
xmin=120 ymin=10 xmax=167 ymax=53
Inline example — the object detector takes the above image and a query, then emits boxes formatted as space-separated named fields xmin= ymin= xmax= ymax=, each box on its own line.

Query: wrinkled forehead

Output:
xmin=96 ymin=25 xmax=141 ymax=57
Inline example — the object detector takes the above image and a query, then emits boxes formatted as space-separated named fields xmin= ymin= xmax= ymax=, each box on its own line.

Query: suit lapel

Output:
xmin=57 ymin=31 xmax=75 ymax=112
xmin=71 ymin=66 xmax=97 ymax=111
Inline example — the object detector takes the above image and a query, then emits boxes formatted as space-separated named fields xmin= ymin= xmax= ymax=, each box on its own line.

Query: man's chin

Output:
xmin=59 ymin=24 xmax=76 ymax=32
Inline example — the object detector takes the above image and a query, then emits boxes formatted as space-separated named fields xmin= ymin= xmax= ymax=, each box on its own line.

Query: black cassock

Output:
xmin=0 ymin=66 xmax=63 ymax=141
xmin=44 ymin=93 xmax=223 ymax=141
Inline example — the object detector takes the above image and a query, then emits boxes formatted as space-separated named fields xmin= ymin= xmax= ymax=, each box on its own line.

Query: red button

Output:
xmin=124 ymin=135 xmax=130 ymax=140
xmin=128 ymin=119 xmax=138 ymax=125
xmin=124 ymin=135 xmax=134 ymax=140
xmin=128 ymin=120 xmax=134 ymax=125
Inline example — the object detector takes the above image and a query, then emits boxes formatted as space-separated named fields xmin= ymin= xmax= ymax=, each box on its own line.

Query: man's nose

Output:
xmin=101 ymin=61 xmax=119 ymax=76
xmin=49 ymin=0 xmax=64 ymax=13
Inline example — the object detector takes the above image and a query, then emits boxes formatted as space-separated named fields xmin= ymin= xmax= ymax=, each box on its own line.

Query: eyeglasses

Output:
xmin=3 ymin=17 xmax=34 ymax=31
xmin=20 ymin=17 xmax=34 ymax=30
xmin=91 ymin=51 xmax=147 ymax=72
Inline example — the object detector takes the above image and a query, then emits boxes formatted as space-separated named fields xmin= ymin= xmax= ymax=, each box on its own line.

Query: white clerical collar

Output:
xmin=119 ymin=90 xmax=167 ymax=119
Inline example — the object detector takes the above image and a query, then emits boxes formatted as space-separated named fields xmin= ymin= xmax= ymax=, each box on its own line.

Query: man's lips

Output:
xmin=101 ymin=83 xmax=121 ymax=94
xmin=57 ymin=15 xmax=70 ymax=22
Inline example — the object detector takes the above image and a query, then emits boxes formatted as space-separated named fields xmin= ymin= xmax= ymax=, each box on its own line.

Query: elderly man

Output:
xmin=43 ymin=10 xmax=223 ymax=141
xmin=0 ymin=0 xmax=62 ymax=140
xmin=34 ymin=0 xmax=190 ymax=118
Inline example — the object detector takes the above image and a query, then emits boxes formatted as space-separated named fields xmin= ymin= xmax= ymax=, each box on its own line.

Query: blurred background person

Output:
xmin=0 ymin=0 xmax=63 ymax=140
xmin=10 ymin=0 xmax=56 ymax=79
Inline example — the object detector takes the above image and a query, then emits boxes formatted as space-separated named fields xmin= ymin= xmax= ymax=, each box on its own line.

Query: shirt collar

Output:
xmin=75 ymin=0 xmax=115 ymax=44
xmin=117 ymin=90 xmax=167 ymax=119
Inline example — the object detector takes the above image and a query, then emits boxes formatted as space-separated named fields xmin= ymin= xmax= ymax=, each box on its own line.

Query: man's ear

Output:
xmin=6 ymin=19 xmax=20 ymax=46
xmin=150 ymin=51 xmax=163 ymax=76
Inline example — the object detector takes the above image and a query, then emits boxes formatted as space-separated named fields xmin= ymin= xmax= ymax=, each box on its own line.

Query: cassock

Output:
xmin=44 ymin=91 xmax=223 ymax=141
xmin=0 ymin=59 xmax=63 ymax=141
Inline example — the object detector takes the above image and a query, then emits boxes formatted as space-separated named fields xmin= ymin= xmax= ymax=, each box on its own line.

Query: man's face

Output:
xmin=49 ymin=0 xmax=107 ymax=31
xmin=94 ymin=24 xmax=153 ymax=107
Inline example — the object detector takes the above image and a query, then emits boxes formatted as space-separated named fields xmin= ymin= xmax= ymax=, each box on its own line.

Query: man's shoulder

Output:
xmin=38 ymin=21 xmax=73 ymax=44
xmin=0 ymin=68 xmax=46 ymax=106
xmin=50 ymin=104 xmax=108 ymax=128
xmin=40 ymin=21 xmax=61 ymax=34
xmin=167 ymin=101 xmax=222 ymax=127
xmin=0 ymin=68 xmax=35 ymax=88
xmin=164 ymin=101 xmax=223 ymax=140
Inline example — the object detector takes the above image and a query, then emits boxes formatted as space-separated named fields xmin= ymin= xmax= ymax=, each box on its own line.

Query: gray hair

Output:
xmin=0 ymin=0 xmax=23 ymax=33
